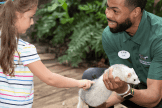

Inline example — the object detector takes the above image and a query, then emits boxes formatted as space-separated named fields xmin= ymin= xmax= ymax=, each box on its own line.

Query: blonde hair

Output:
xmin=0 ymin=0 xmax=38 ymax=77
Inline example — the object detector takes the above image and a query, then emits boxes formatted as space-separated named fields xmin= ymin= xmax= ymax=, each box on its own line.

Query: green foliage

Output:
xmin=78 ymin=1 xmax=107 ymax=24
xmin=31 ymin=0 xmax=162 ymax=67
xmin=58 ymin=13 xmax=106 ymax=67
xmin=154 ymin=0 xmax=162 ymax=17
xmin=31 ymin=0 xmax=75 ymax=43
xmin=31 ymin=0 xmax=107 ymax=67
xmin=145 ymin=0 xmax=155 ymax=13
xmin=57 ymin=0 xmax=108 ymax=67
xmin=145 ymin=0 xmax=162 ymax=16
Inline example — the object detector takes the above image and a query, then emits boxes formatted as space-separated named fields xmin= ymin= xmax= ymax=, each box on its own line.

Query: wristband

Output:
xmin=131 ymin=88 xmax=134 ymax=95
xmin=117 ymin=84 xmax=130 ymax=96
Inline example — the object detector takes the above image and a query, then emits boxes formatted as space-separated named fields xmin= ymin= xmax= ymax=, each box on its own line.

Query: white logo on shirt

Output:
xmin=118 ymin=50 xmax=130 ymax=59
xmin=139 ymin=54 xmax=151 ymax=65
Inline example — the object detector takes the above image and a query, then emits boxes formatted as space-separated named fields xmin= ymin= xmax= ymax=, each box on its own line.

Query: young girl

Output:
xmin=0 ymin=0 xmax=95 ymax=107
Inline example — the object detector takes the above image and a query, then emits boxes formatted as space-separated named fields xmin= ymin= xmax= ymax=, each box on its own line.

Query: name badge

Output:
xmin=118 ymin=50 xmax=130 ymax=59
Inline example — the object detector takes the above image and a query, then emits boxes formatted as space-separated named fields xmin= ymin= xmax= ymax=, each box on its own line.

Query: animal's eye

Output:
xmin=134 ymin=79 xmax=136 ymax=81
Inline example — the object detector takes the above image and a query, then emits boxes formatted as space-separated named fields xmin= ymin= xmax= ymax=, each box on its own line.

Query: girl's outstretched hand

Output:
xmin=78 ymin=79 xmax=95 ymax=90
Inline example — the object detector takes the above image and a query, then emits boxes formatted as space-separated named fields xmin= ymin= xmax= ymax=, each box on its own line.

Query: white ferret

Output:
xmin=77 ymin=64 xmax=140 ymax=108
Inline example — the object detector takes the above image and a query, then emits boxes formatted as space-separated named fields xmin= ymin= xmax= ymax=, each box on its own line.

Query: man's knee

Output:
xmin=82 ymin=68 xmax=94 ymax=80
xmin=82 ymin=67 xmax=107 ymax=80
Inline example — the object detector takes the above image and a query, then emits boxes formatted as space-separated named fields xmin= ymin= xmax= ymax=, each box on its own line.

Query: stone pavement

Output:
xmin=20 ymin=36 xmax=126 ymax=108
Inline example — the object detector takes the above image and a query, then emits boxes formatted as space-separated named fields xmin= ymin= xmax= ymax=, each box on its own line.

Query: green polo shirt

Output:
xmin=102 ymin=10 xmax=162 ymax=85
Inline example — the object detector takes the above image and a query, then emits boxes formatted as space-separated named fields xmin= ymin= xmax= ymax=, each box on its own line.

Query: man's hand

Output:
xmin=103 ymin=67 xmax=128 ymax=94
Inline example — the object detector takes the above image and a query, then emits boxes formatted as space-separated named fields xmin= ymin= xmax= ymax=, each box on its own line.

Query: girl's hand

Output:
xmin=78 ymin=79 xmax=95 ymax=90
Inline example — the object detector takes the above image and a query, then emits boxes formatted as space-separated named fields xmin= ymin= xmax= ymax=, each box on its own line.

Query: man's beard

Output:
xmin=109 ymin=18 xmax=132 ymax=33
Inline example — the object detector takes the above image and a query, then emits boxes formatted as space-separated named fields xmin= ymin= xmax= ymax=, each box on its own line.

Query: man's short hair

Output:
xmin=124 ymin=0 xmax=147 ymax=12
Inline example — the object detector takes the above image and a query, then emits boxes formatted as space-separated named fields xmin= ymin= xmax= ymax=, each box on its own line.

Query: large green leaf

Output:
xmin=47 ymin=3 xmax=58 ymax=12
xmin=58 ymin=0 xmax=66 ymax=4
xmin=62 ymin=2 xmax=68 ymax=11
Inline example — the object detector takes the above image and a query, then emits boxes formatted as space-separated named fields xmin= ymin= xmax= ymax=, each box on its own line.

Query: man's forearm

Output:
xmin=127 ymin=89 xmax=160 ymax=108
xmin=105 ymin=92 xmax=124 ymax=107
xmin=106 ymin=89 xmax=161 ymax=108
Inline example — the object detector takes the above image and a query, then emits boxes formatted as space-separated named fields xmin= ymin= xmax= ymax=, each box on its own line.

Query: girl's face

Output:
xmin=15 ymin=6 xmax=37 ymax=35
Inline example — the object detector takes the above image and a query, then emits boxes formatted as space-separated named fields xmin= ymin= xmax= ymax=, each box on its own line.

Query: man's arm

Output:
xmin=105 ymin=91 xmax=125 ymax=107
xmin=128 ymin=78 xmax=162 ymax=108
xmin=126 ymin=33 xmax=162 ymax=107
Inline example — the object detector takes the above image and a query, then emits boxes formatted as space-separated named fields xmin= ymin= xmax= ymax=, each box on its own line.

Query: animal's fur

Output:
xmin=77 ymin=64 xmax=140 ymax=108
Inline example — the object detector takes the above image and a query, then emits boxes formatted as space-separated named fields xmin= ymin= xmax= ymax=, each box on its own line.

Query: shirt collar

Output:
xmin=123 ymin=10 xmax=148 ymax=44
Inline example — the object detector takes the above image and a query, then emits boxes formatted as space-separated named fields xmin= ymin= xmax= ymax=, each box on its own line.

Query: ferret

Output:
xmin=77 ymin=64 xmax=140 ymax=108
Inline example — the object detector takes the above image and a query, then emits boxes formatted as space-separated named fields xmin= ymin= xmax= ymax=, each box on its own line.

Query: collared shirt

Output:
xmin=102 ymin=10 xmax=162 ymax=84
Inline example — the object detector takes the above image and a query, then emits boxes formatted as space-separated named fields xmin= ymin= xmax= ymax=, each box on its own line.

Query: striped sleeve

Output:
xmin=19 ymin=43 xmax=41 ymax=66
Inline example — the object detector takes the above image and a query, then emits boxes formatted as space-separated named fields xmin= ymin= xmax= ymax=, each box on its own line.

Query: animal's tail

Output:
xmin=77 ymin=96 xmax=86 ymax=108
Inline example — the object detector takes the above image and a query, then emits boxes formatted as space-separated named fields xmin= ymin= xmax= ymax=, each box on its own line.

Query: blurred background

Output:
xmin=23 ymin=0 xmax=162 ymax=68
xmin=18 ymin=0 xmax=162 ymax=108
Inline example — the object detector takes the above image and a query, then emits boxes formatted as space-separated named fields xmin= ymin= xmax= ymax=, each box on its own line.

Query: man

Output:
xmin=82 ymin=0 xmax=162 ymax=108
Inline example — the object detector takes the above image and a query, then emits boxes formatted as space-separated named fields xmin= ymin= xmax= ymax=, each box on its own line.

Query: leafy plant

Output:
xmin=58 ymin=13 xmax=106 ymax=67
xmin=78 ymin=1 xmax=107 ymax=24
xmin=57 ymin=0 xmax=108 ymax=67
xmin=31 ymin=0 xmax=108 ymax=67
xmin=31 ymin=0 xmax=76 ymax=43
xmin=30 ymin=0 xmax=162 ymax=67
xmin=154 ymin=0 xmax=162 ymax=16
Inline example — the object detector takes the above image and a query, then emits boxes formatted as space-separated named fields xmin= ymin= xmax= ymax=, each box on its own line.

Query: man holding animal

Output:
xmin=82 ymin=0 xmax=162 ymax=108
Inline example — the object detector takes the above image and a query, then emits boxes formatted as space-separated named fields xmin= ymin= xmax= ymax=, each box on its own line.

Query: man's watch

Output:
xmin=121 ymin=87 xmax=134 ymax=100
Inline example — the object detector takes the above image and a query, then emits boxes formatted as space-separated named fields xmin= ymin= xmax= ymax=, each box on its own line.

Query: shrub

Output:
xmin=30 ymin=0 xmax=162 ymax=67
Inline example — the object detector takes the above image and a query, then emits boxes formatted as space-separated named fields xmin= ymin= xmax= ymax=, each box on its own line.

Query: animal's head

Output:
xmin=124 ymin=68 xmax=140 ymax=85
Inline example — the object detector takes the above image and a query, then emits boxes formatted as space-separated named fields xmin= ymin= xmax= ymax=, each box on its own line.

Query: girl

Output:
xmin=0 ymin=0 xmax=95 ymax=107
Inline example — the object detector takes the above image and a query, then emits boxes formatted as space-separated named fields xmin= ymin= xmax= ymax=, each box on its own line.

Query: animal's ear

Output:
xmin=131 ymin=68 xmax=135 ymax=74
xmin=127 ymin=73 xmax=131 ymax=78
